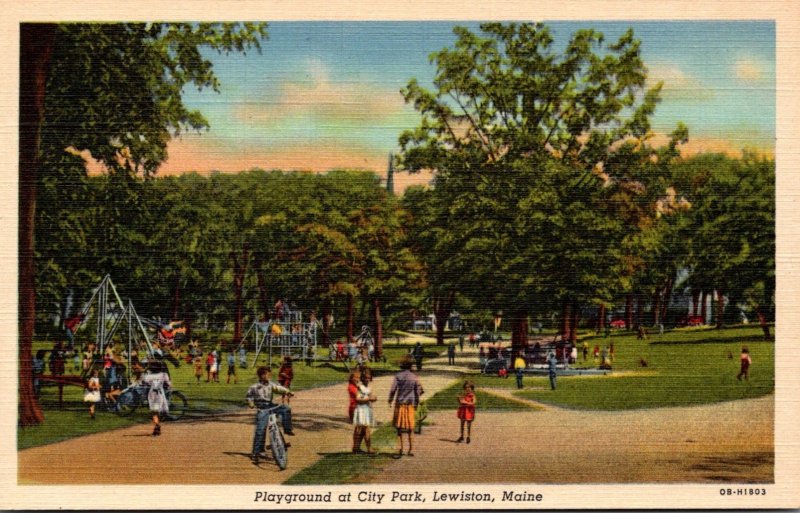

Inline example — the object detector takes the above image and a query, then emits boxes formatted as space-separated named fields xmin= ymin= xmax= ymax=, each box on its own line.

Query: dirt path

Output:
xmin=17 ymin=371 xmax=460 ymax=484
xmin=18 ymin=348 xmax=773 ymax=484
xmin=365 ymin=394 xmax=773 ymax=483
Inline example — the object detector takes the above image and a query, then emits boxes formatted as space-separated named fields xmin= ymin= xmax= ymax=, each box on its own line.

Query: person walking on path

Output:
xmin=458 ymin=334 xmax=465 ymax=353
xmin=547 ymin=352 xmax=558 ymax=391
xmin=352 ymin=368 xmax=377 ymax=455
xmin=737 ymin=347 xmax=752 ymax=381
xmin=514 ymin=352 xmax=526 ymax=389
xmin=388 ymin=356 xmax=422 ymax=458
xmin=413 ymin=342 xmax=424 ymax=371
xmin=456 ymin=381 xmax=476 ymax=443
xmin=246 ymin=366 xmax=295 ymax=465
xmin=447 ymin=343 xmax=456 ymax=365
xmin=142 ymin=361 xmax=171 ymax=436
xmin=83 ymin=368 xmax=102 ymax=419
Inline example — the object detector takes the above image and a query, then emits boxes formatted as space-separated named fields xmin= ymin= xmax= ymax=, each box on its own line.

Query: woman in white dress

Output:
xmin=352 ymin=368 xmax=377 ymax=454
xmin=142 ymin=361 xmax=171 ymax=436
xmin=83 ymin=368 xmax=101 ymax=419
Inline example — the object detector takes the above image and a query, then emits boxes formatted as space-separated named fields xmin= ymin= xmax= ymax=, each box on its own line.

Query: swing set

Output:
xmin=41 ymin=275 xmax=159 ymax=392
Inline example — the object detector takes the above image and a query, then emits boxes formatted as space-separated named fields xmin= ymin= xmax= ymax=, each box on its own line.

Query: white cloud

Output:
xmin=646 ymin=63 xmax=714 ymax=101
xmin=734 ymin=58 xmax=764 ymax=82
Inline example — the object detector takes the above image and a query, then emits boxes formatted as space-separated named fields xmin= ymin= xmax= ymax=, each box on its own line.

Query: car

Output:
xmin=609 ymin=319 xmax=626 ymax=329
xmin=686 ymin=315 xmax=704 ymax=327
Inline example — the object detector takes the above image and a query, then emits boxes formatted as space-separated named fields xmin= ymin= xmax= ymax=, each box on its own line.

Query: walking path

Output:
xmin=18 ymin=346 xmax=773 ymax=484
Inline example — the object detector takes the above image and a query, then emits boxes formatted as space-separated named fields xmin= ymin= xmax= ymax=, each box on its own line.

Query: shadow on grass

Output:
xmin=650 ymin=335 xmax=772 ymax=346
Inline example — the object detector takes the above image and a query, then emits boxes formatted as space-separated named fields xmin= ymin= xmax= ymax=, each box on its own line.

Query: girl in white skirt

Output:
xmin=142 ymin=361 xmax=171 ymax=436
xmin=352 ymin=368 xmax=377 ymax=454
xmin=83 ymin=368 xmax=101 ymax=419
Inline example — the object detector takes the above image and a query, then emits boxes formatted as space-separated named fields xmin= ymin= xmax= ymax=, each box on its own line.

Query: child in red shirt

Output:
xmin=278 ymin=356 xmax=294 ymax=404
xmin=456 ymin=381 xmax=476 ymax=444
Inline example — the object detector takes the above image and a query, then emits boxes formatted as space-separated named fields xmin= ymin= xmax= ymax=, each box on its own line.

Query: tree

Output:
xmin=20 ymin=22 xmax=267 ymax=426
xmin=673 ymin=153 xmax=774 ymax=336
xmin=398 ymin=22 xmax=685 ymax=353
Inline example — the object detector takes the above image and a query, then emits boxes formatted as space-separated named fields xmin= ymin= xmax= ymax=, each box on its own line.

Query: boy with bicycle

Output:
xmin=246 ymin=366 xmax=295 ymax=465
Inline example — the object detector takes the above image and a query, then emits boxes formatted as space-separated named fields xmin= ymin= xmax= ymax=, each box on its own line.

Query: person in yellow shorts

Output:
xmin=387 ymin=355 xmax=422 ymax=458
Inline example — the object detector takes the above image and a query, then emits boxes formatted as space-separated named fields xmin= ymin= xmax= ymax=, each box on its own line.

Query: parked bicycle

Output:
xmin=109 ymin=382 xmax=188 ymax=421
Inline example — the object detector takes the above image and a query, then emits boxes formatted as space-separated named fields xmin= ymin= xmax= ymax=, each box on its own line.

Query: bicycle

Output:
xmin=111 ymin=383 xmax=188 ymax=421
xmin=253 ymin=404 xmax=289 ymax=470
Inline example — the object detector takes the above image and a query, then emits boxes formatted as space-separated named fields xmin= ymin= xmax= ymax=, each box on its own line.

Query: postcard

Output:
xmin=2 ymin=0 xmax=798 ymax=509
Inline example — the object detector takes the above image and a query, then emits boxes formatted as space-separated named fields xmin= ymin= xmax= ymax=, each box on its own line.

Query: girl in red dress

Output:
xmin=456 ymin=381 xmax=476 ymax=444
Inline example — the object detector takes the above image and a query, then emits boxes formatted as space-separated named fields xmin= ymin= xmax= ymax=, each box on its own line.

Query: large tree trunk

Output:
xmin=510 ymin=310 xmax=528 ymax=356
xmin=692 ymin=289 xmax=700 ymax=316
xmin=597 ymin=304 xmax=606 ymax=331
xmin=661 ymin=277 xmax=674 ymax=322
xmin=700 ymin=291 xmax=708 ymax=324
xmin=652 ymin=289 xmax=662 ymax=326
xmin=754 ymin=306 xmax=771 ymax=340
xmin=321 ymin=299 xmax=331 ymax=348
xmin=560 ymin=300 xmax=571 ymax=340
xmin=346 ymin=293 xmax=355 ymax=342
xmin=373 ymin=297 xmax=383 ymax=360
xmin=625 ymin=294 xmax=633 ymax=330
xmin=19 ymin=24 xmax=56 ymax=427
xmin=432 ymin=292 xmax=454 ymax=346
xmin=635 ymin=295 xmax=643 ymax=329
xmin=569 ymin=301 xmax=579 ymax=344
xmin=254 ymin=254 xmax=270 ymax=321
xmin=230 ymin=245 xmax=250 ymax=346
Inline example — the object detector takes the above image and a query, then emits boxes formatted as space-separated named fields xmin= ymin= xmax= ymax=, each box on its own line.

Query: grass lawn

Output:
xmin=516 ymin=325 xmax=774 ymax=410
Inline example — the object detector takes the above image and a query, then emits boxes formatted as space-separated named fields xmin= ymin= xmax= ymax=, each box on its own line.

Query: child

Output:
xmin=193 ymin=355 xmax=203 ymax=384
xmin=227 ymin=351 xmax=238 ymax=384
xmin=352 ymin=368 xmax=377 ymax=454
xmin=737 ymin=347 xmax=752 ymax=381
xmin=142 ymin=361 xmax=171 ymax=436
xmin=456 ymin=381 xmax=476 ymax=444
xmin=83 ymin=368 xmax=101 ymax=419
xmin=246 ymin=366 xmax=294 ymax=465
xmin=278 ymin=357 xmax=293 ymax=403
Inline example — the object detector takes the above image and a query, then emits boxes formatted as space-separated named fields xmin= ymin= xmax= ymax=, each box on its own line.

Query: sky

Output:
xmin=158 ymin=21 xmax=775 ymax=189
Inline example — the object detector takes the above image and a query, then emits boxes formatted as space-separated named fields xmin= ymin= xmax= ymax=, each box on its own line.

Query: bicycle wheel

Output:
xmin=268 ymin=420 xmax=288 ymax=470
xmin=115 ymin=388 xmax=139 ymax=417
xmin=166 ymin=391 xmax=188 ymax=421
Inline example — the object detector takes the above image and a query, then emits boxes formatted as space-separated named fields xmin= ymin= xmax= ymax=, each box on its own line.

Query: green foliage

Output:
xmin=398 ymin=22 xmax=689 ymax=320
xmin=672 ymin=153 xmax=775 ymax=319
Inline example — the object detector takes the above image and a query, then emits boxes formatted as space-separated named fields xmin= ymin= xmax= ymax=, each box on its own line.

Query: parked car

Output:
xmin=609 ymin=319 xmax=627 ymax=329
xmin=684 ymin=315 xmax=704 ymax=327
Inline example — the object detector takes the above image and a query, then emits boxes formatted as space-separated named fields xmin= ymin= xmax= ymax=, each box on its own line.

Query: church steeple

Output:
xmin=386 ymin=153 xmax=394 ymax=195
